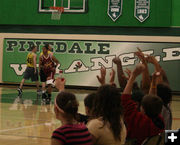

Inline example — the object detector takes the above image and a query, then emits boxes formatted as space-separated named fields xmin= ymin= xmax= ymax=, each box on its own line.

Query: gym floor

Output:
xmin=0 ymin=86 xmax=179 ymax=145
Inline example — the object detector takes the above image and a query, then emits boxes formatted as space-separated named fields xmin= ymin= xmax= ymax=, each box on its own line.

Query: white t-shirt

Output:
xmin=87 ymin=117 xmax=127 ymax=145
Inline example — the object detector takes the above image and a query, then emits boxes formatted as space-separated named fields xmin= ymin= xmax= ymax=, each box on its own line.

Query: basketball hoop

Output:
xmin=50 ymin=6 xmax=64 ymax=20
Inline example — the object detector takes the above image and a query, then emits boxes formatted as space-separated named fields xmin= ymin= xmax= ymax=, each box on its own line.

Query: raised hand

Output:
xmin=55 ymin=77 xmax=66 ymax=91
xmin=145 ymin=55 xmax=157 ymax=64
xmin=132 ymin=64 xmax=145 ymax=78
xmin=113 ymin=57 xmax=127 ymax=89
xmin=112 ymin=57 xmax=122 ymax=65
xmin=152 ymin=71 xmax=161 ymax=80
xmin=109 ymin=68 xmax=115 ymax=85
xmin=134 ymin=47 xmax=146 ymax=63
xmin=123 ymin=63 xmax=145 ymax=94
xmin=124 ymin=68 xmax=132 ymax=80
xmin=96 ymin=67 xmax=106 ymax=85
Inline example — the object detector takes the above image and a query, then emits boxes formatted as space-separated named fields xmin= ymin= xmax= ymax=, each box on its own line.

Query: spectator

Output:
xmin=77 ymin=93 xmax=96 ymax=124
xmin=122 ymin=64 xmax=164 ymax=145
xmin=51 ymin=78 xmax=93 ymax=145
xmin=157 ymin=83 xmax=172 ymax=130
xmin=147 ymin=62 xmax=172 ymax=130
xmin=87 ymin=68 xmax=127 ymax=145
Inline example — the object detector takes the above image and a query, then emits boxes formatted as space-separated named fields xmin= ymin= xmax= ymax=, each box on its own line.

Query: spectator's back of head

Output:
xmin=132 ymin=88 xmax=144 ymax=103
xmin=157 ymin=83 xmax=172 ymax=106
xmin=93 ymin=85 xmax=123 ymax=141
xmin=132 ymin=89 xmax=144 ymax=110
xmin=84 ymin=93 xmax=96 ymax=116
xmin=141 ymin=94 xmax=163 ymax=118
xmin=55 ymin=92 xmax=79 ymax=118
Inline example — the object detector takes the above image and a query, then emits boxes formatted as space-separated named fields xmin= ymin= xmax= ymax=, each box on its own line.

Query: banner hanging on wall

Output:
xmin=134 ymin=0 xmax=150 ymax=22
xmin=2 ymin=38 xmax=180 ymax=91
xmin=107 ymin=0 xmax=123 ymax=22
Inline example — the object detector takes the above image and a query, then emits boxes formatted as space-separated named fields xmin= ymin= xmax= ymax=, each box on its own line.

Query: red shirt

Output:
xmin=121 ymin=94 xmax=164 ymax=145
xmin=41 ymin=54 xmax=55 ymax=74
xmin=52 ymin=123 xmax=93 ymax=145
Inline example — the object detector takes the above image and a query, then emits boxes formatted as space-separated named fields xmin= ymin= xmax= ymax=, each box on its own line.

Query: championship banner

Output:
xmin=2 ymin=38 xmax=180 ymax=91
xmin=107 ymin=0 xmax=123 ymax=22
xmin=134 ymin=0 xmax=150 ymax=22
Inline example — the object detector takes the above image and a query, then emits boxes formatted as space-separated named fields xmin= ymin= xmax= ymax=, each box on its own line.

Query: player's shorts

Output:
xmin=23 ymin=67 xmax=38 ymax=82
xmin=40 ymin=69 xmax=47 ymax=82
xmin=40 ymin=69 xmax=55 ymax=82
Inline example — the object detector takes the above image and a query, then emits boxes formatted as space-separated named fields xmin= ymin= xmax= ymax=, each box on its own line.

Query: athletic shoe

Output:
xmin=41 ymin=92 xmax=47 ymax=104
xmin=46 ymin=97 xmax=51 ymax=105
xmin=17 ymin=88 xmax=22 ymax=96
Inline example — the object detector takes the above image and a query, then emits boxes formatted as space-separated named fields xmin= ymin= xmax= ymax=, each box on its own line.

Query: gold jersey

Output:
xmin=40 ymin=51 xmax=53 ymax=57
xmin=26 ymin=52 xmax=35 ymax=67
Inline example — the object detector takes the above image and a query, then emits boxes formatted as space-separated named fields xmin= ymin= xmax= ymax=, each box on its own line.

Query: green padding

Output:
xmin=70 ymin=0 xmax=83 ymax=8
xmin=0 ymin=0 xmax=172 ymax=27
xmin=172 ymin=0 xmax=180 ymax=26
xmin=56 ymin=0 xmax=69 ymax=8
xmin=43 ymin=0 xmax=54 ymax=8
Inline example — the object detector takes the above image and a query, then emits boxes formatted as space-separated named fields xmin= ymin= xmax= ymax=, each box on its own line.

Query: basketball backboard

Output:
xmin=39 ymin=0 xmax=88 ymax=13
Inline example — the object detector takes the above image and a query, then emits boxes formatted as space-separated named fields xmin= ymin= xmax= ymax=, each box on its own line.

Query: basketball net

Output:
xmin=50 ymin=0 xmax=64 ymax=20
xmin=50 ymin=7 xmax=64 ymax=20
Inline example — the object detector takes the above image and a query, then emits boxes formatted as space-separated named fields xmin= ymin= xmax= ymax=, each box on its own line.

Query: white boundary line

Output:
xmin=0 ymin=123 xmax=46 ymax=133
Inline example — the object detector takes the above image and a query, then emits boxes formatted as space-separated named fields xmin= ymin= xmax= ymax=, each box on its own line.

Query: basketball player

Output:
xmin=17 ymin=46 xmax=40 ymax=95
xmin=40 ymin=44 xmax=53 ymax=56
xmin=39 ymin=45 xmax=59 ymax=104
xmin=39 ymin=44 xmax=54 ymax=100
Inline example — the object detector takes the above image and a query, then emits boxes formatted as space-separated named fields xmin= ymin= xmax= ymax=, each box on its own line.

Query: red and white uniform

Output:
xmin=41 ymin=54 xmax=55 ymax=79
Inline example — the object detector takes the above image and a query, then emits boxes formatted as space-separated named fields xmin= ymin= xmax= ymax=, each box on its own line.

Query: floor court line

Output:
xmin=0 ymin=123 xmax=48 ymax=133
xmin=0 ymin=133 xmax=50 ymax=140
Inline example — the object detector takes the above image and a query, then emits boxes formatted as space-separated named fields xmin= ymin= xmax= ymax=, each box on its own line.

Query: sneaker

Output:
xmin=17 ymin=88 xmax=22 ymax=96
xmin=46 ymin=97 xmax=51 ymax=105
xmin=41 ymin=99 xmax=46 ymax=105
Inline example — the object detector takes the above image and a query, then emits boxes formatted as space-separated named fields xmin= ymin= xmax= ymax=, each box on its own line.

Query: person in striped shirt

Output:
xmin=51 ymin=78 xmax=93 ymax=145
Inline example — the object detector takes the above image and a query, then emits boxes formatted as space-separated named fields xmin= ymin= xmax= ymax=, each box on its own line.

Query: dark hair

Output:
xmin=141 ymin=94 xmax=163 ymax=118
xmin=132 ymin=89 xmax=144 ymax=103
xmin=31 ymin=45 xmax=36 ymax=50
xmin=84 ymin=93 xmax=96 ymax=110
xmin=92 ymin=85 xmax=123 ymax=141
xmin=141 ymin=94 xmax=164 ymax=129
xmin=132 ymin=88 xmax=144 ymax=111
xmin=132 ymin=82 xmax=140 ymax=90
xmin=56 ymin=92 xmax=79 ymax=118
xmin=157 ymin=83 xmax=172 ymax=106
xmin=44 ymin=44 xmax=50 ymax=50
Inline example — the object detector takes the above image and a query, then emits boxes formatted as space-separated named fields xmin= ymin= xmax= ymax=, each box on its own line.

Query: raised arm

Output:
xmin=160 ymin=67 xmax=169 ymax=85
xmin=123 ymin=64 xmax=145 ymax=94
xmin=109 ymin=68 xmax=116 ymax=86
xmin=146 ymin=55 xmax=163 ymax=84
xmin=149 ymin=72 xmax=161 ymax=95
xmin=96 ymin=67 xmax=106 ymax=85
xmin=135 ymin=48 xmax=151 ymax=94
xmin=112 ymin=57 xmax=127 ymax=90
xmin=55 ymin=78 xmax=66 ymax=92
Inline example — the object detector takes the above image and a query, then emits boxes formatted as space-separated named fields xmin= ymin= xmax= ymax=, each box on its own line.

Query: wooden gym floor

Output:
xmin=0 ymin=87 xmax=179 ymax=145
